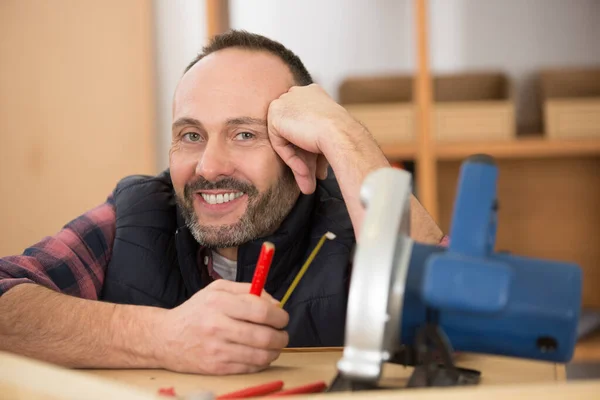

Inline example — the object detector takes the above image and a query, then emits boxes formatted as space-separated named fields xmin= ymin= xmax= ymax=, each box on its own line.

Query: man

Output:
xmin=0 ymin=31 xmax=444 ymax=375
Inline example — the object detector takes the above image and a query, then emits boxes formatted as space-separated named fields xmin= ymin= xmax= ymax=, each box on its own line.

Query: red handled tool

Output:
xmin=249 ymin=241 xmax=275 ymax=296
xmin=265 ymin=381 xmax=328 ymax=396
xmin=216 ymin=380 xmax=284 ymax=399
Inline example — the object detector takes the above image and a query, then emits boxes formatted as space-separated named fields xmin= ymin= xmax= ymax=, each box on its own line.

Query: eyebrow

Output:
xmin=172 ymin=117 xmax=203 ymax=131
xmin=226 ymin=117 xmax=267 ymax=127
xmin=171 ymin=116 xmax=267 ymax=131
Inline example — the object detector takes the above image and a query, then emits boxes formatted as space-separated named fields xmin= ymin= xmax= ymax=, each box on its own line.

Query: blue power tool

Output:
xmin=330 ymin=154 xmax=582 ymax=390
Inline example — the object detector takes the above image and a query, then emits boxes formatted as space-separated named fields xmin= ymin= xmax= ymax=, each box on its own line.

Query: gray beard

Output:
xmin=177 ymin=168 xmax=300 ymax=248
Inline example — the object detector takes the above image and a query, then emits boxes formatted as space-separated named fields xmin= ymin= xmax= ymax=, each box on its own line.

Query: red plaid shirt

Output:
xmin=0 ymin=198 xmax=450 ymax=299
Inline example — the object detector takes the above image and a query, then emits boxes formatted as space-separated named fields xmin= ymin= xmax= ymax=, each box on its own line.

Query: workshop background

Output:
xmin=1 ymin=0 xmax=599 ymax=378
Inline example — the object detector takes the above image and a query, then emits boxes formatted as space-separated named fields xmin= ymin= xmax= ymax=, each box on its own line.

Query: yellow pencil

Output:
xmin=279 ymin=231 xmax=337 ymax=308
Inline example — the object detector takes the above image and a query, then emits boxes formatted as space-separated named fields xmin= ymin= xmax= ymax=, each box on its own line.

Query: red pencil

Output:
xmin=216 ymin=380 xmax=284 ymax=399
xmin=265 ymin=381 xmax=328 ymax=397
xmin=249 ymin=242 xmax=275 ymax=296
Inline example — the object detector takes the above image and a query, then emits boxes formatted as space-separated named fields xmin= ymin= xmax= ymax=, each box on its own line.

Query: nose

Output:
xmin=195 ymin=138 xmax=235 ymax=181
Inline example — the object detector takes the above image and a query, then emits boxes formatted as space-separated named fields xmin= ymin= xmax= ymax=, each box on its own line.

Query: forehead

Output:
xmin=173 ymin=48 xmax=295 ymax=121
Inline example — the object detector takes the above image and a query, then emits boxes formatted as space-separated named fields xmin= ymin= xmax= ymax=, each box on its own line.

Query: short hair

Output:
xmin=184 ymin=30 xmax=313 ymax=86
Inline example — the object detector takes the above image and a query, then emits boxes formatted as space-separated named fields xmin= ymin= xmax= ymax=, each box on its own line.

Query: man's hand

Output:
xmin=158 ymin=280 xmax=289 ymax=375
xmin=267 ymin=83 xmax=443 ymax=243
xmin=267 ymin=84 xmax=355 ymax=194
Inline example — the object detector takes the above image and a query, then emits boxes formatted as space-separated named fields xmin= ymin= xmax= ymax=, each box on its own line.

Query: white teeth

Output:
xmin=201 ymin=192 xmax=244 ymax=205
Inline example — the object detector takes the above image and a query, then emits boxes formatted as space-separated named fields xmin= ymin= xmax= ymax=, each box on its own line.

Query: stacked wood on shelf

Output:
xmin=340 ymin=71 xmax=517 ymax=147
xmin=541 ymin=67 xmax=600 ymax=140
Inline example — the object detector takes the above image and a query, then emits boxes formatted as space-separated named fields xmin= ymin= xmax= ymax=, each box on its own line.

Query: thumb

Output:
xmin=316 ymin=155 xmax=329 ymax=180
xmin=207 ymin=279 xmax=252 ymax=294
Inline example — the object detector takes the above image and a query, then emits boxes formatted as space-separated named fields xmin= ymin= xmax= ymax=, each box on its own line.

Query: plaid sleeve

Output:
xmin=0 ymin=196 xmax=116 ymax=299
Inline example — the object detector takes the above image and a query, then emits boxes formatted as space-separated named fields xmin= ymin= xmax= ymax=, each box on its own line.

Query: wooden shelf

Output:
xmin=381 ymin=137 xmax=600 ymax=161
xmin=435 ymin=136 xmax=600 ymax=161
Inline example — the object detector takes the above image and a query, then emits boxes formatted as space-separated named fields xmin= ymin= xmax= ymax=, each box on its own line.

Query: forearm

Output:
xmin=0 ymin=283 xmax=167 ymax=368
xmin=321 ymin=119 xmax=443 ymax=244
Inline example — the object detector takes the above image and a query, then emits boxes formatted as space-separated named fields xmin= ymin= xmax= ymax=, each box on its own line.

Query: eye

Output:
xmin=235 ymin=132 xmax=255 ymax=141
xmin=183 ymin=132 xmax=202 ymax=142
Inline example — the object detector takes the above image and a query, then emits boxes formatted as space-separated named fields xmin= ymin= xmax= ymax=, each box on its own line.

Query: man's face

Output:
xmin=169 ymin=48 xmax=300 ymax=248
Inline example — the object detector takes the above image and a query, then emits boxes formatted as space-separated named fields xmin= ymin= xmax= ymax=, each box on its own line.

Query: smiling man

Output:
xmin=0 ymin=31 xmax=444 ymax=375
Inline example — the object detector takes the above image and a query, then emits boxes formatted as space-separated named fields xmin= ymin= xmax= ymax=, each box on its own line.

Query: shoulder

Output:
xmin=113 ymin=169 xmax=173 ymax=196
xmin=111 ymin=169 xmax=177 ymax=214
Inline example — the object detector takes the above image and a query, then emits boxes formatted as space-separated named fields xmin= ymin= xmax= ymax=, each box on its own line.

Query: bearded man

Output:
xmin=0 ymin=30 xmax=444 ymax=375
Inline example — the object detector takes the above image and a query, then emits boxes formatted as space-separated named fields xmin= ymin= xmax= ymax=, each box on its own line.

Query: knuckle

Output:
xmin=203 ymin=291 xmax=220 ymax=308
xmin=208 ymin=279 xmax=228 ymax=291
xmin=203 ymin=341 xmax=221 ymax=357
xmin=210 ymin=362 xmax=230 ymax=375
xmin=252 ymin=302 xmax=271 ymax=324
xmin=201 ymin=317 xmax=221 ymax=337
xmin=280 ymin=310 xmax=290 ymax=328
xmin=255 ymin=350 xmax=272 ymax=366
xmin=255 ymin=329 xmax=274 ymax=348
xmin=280 ymin=330 xmax=290 ymax=348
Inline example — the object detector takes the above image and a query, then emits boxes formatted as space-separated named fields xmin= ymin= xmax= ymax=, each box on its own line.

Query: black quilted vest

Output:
xmin=100 ymin=170 xmax=355 ymax=347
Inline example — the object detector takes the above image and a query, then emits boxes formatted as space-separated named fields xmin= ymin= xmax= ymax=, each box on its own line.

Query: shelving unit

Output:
xmin=409 ymin=0 xmax=600 ymax=309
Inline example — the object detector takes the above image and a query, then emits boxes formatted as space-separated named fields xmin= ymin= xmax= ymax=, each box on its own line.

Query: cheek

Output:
xmin=169 ymin=147 xmax=198 ymax=196
xmin=237 ymin=150 xmax=286 ymax=192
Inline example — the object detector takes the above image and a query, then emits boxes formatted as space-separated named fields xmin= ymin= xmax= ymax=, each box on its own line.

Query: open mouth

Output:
xmin=198 ymin=191 xmax=244 ymax=205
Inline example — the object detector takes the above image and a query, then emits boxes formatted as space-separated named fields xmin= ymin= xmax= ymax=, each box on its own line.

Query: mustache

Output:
xmin=184 ymin=176 xmax=258 ymax=197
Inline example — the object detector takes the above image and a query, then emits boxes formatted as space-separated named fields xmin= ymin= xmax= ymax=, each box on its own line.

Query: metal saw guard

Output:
xmin=336 ymin=168 xmax=415 ymax=382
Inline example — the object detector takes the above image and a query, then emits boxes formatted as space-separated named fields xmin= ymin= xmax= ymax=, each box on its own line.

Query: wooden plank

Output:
xmin=206 ymin=0 xmax=230 ymax=38
xmin=0 ymin=351 xmax=157 ymax=400
xmin=0 ymin=0 xmax=156 ymax=256
xmin=435 ymin=137 xmax=600 ymax=160
xmin=414 ymin=0 xmax=438 ymax=222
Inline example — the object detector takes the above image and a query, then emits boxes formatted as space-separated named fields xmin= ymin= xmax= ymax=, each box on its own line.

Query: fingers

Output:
xmin=199 ymin=310 xmax=288 ymax=351
xmin=208 ymin=361 xmax=267 ymax=376
xmin=207 ymin=279 xmax=252 ymax=294
xmin=221 ymin=341 xmax=283 ymax=366
xmin=316 ymin=154 xmax=329 ymax=180
xmin=207 ymin=291 xmax=289 ymax=330
xmin=267 ymin=126 xmax=319 ymax=195
xmin=198 ymin=343 xmax=276 ymax=375
xmin=223 ymin=317 xmax=289 ymax=349
xmin=278 ymin=144 xmax=318 ymax=194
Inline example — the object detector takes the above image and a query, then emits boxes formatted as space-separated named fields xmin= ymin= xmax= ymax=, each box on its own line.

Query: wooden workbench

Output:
xmin=89 ymin=348 xmax=565 ymax=394
xmin=3 ymin=348 xmax=600 ymax=399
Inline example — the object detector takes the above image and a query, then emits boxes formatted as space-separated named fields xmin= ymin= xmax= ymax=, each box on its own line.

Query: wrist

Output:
xmin=109 ymin=304 xmax=168 ymax=368
xmin=320 ymin=115 xmax=389 ymax=171
xmin=147 ymin=307 xmax=171 ymax=368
